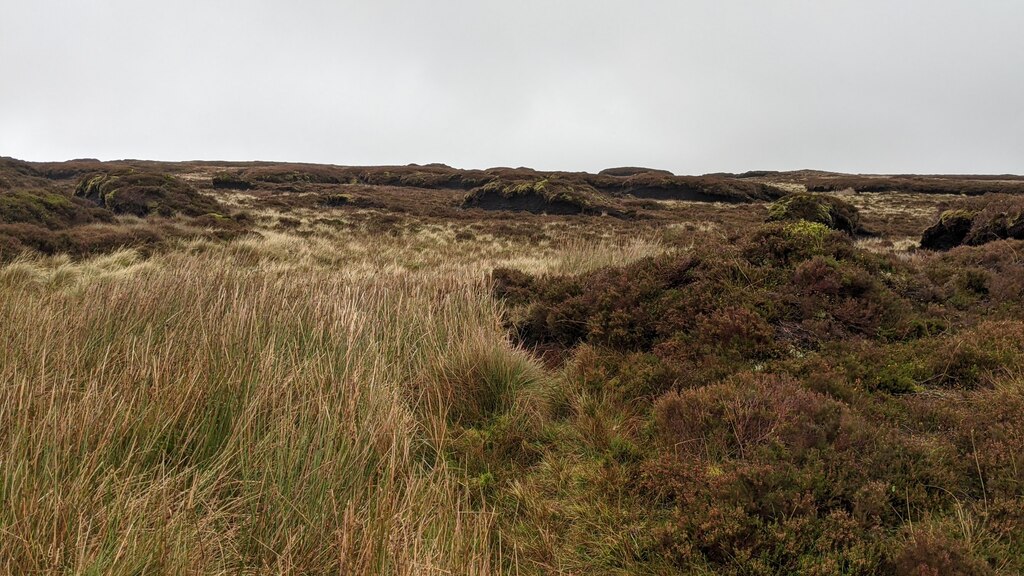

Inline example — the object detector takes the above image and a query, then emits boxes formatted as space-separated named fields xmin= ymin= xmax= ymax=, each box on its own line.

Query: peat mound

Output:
xmin=808 ymin=175 xmax=1024 ymax=195
xmin=921 ymin=196 xmax=1024 ymax=250
xmin=618 ymin=175 xmax=781 ymax=202
xmin=767 ymin=192 xmax=863 ymax=235
xmin=920 ymin=210 xmax=977 ymax=250
xmin=76 ymin=172 xmax=222 ymax=217
xmin=462 ymin=179 xmax=623 ymax=216
xmin=598 ymin=166 xmax=674 ymax=177
xmin=1 ymin=189 xmax=114 ymax=229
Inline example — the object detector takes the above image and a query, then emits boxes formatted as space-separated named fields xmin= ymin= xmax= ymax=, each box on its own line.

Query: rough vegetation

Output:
xmin=491 ymin=224 xmax=1024 ymax=574
xmin=3 ymin=156 xmax=1024 ymax=574
xmin=211 ymin=170 xmax=254 ymax=190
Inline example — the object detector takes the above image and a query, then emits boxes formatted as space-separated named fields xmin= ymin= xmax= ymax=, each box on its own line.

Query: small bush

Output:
xmin=653 ymin=374 xmax=844 ymax=461
xmin=321 ymin=193 xmax=350 ymax=207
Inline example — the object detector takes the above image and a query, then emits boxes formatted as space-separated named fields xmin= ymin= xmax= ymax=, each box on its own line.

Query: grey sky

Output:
xmin=2 ymin=1 xmax=1022 ymax=174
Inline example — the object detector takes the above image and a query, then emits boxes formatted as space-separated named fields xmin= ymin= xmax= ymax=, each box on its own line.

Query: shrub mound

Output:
xmin=767 ymin=192 xmax=863 ymax=234
xmin=76 ymin=172 xmax=222 ymax=217
xmin=462 ymin=178 xmax=622 ymax=216
xmin=496 ymin=223 xmax=913 ymax=372
xmin=487 ymin=225 xmax=1024 ymax=573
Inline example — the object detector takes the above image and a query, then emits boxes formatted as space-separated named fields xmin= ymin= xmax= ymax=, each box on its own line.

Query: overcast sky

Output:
xmin=2 ymin=1 xmax=1022 ymax=174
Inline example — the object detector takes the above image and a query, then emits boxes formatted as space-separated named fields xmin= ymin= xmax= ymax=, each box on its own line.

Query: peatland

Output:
xmin=2 ymin=158 xmax=1024 ymax=574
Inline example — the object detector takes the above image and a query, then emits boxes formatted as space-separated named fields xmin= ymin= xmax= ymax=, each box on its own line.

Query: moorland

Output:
xmin=2 ymin=156 xmax=1024 ymax=574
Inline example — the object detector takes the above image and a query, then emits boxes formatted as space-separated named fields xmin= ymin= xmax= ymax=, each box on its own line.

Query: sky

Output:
xmin=2 ymin=0 xmax=1022 ymax=175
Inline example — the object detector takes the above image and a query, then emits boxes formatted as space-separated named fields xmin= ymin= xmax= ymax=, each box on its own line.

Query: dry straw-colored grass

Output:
xmin=0 ymin=228 xmax=666 ymax=575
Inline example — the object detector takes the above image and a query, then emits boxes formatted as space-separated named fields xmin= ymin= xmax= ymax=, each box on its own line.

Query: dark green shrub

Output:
xmin=490 ymin=266 xmax=536 ymax=307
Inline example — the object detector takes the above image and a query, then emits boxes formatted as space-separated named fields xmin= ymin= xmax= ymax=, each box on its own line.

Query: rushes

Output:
xmin=0 ymin=235 xmax=531 ymax=574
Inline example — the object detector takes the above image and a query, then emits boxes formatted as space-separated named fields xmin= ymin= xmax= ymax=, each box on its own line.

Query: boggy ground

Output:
xmin=1 ymin=157 xmax=1023 ymax=574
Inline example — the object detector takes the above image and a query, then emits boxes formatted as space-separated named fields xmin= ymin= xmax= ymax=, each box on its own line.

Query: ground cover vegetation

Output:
xmin=2 ymin=158 xmax=1023 ymax=574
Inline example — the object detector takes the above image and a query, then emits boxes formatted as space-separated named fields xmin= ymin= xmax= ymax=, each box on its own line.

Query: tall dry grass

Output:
xmin=0 ymin=229 xmax=667 ymax=574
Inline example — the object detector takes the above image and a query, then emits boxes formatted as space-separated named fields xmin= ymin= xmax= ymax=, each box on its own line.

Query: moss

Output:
xmin=783 ymin=220 xmax=832 ymax=243
xmin=940 ymin=209 xmax=976 ymax=225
